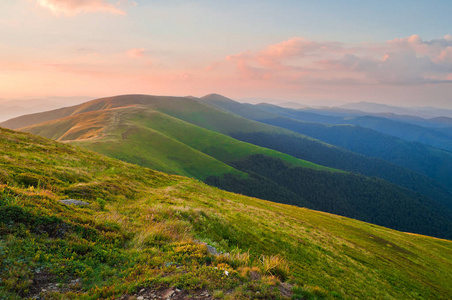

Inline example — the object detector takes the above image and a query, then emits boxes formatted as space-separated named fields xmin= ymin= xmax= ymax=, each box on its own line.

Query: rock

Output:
xmin=206 ymin=245 xmax=218 ymax=255
xmin=162 ymin=289 xmax=174 ymax=299
xmin=137 ymin=296 xmax=144 ymax=300
xmin=140 ymin=289 xmax=145 ymax=293
xmin=59 ymin=199 xmax=90 ymax=206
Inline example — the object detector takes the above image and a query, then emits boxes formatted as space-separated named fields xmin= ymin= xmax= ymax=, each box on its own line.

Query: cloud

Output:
xmin=36 ymin=0 xmax=136 ymax=16
xmin=223 ymin=35 xmax=452 ymax=86
xmin=127 ymin=48 xmax=146 ymax=58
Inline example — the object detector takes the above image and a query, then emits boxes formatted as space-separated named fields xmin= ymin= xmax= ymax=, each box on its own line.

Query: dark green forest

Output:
xmin=206 ymin=154 xmax=452 ymax=239
xmin=257 ymin=117 xmax=452 ymax=189
xmin=231 ymin=132 xmax=452 ymax=211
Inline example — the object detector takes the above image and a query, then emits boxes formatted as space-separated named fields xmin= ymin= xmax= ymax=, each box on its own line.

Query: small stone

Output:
xmin=162 ymin=289 xmax=174 ymax=299
xmin=41 ymin=289 xmax=47 ymax=292
xmin=206 ymin=245 xmax=218 ymax=255
xmin=59 ymin=199 xmax=90 ymax=206
xmin=137 ymin=296 xmax=144 ymax=300
xmin=140 ymin=289 xmax=145 ymax=293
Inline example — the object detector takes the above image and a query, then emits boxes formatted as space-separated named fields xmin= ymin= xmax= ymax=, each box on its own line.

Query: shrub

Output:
xmin=259 ymin=254 xmax=290 ymax=280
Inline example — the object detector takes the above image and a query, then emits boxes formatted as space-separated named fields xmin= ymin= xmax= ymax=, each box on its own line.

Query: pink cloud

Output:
xmin=36 ymin=0 xmax=136 ymax=15
xmin=127 ymin=48 xmax=146 ymax=58
xmin=223 ymin=35 xmax=452 ymax=87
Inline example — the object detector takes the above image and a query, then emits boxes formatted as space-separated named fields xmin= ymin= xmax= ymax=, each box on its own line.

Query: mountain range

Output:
xmin=2 ymin=94 xmax=452 ymax=299
xmin=2 ymin=94 xmax=452 ymax=240
xmin=337 ymin=101 xmax=452 ymax=118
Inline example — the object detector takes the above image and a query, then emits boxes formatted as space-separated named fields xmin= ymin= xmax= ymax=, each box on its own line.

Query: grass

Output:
xmin=21 ymin=103 xmax=336 ymax=181
xmin=1 ymin=127 xmax=451 ymax=299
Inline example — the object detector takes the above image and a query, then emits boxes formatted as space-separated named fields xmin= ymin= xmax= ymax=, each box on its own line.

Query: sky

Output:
xmin=1 ymin=0 xmax=452 ymax=108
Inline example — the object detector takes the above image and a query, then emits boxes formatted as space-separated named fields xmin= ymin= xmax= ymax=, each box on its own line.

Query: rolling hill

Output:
xmin=3 ymin=94 xmax=452 ymax=239
xmin=1 ymin=127 xmax=452 ymax=299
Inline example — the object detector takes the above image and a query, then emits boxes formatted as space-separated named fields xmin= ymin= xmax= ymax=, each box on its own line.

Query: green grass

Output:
xmin=126 ymin=109 xmax=331 ymax=170
xmin=1 ymin=127 xmax=451 ymax=299
xmin=21 ymin=103 xmax=336 ymax=180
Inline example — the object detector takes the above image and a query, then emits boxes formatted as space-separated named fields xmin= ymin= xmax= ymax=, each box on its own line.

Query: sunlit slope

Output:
xmin=1 ymin=127 xmax=451 ymax=299
xmin=21 ymin=105 xmax=332 ymax=179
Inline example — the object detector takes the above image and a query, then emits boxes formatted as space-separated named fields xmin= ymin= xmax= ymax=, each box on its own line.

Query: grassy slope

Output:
xmin=20 ymin=103 xmax=335 ymax=180
xmin=1 ymin=127 xmax=451 ymax=300
xmin=3 ymin=94 xmax=338 ymax=157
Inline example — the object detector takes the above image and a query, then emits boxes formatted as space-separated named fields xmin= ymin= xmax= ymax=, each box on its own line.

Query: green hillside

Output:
xmin=20 ymin=105 xmax=331 ymax=179
xmin=1 ymin=127 xmax=452 ymax=299
xmin=10 ymin=95 xmax=452 ymax=239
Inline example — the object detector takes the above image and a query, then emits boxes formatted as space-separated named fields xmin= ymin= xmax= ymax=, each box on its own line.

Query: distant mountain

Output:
xmin=0 ymin=96 xmax=91 ymax=122
xmin=5 ymin=94 xmax=452 ymax=238
xmin=338 ymin=101 xmax=452 ymax=118
xmin=277 ymin=102 xmax=309 ymax=109
xmin=252 ymin=104 xmax=452 ymax=152
xmin=202 ymin=95 xmax=452 ymax=193
xmin=302 ymin=107 xmax=452 ymax=128
xmin=0 ymin=104 xmax=30 ymax=122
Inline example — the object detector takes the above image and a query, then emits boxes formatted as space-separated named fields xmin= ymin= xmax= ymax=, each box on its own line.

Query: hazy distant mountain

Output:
xmin=0 ymin=96 xmax=91 ymax=122
xmin=277 ymin=102 xmax=309 ymax=109
xmin=338 ymin=101 xmax=452 ymax=118
xmin=250 ymin=104 xmax=452 ymax=152
xmin=0 ymin=105 xmax=31 ymax=122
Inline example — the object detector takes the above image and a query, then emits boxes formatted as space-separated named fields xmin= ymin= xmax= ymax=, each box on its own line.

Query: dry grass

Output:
xmin=259 ymin=254 xmax=290 ymax=280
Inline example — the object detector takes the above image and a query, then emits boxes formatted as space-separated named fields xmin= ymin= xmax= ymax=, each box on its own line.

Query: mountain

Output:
xmin=1 ymin=127 xmax=452 ymax=299
xmin=277 ymin=102 xmax=309 ymax=109
xmin=0 ymin=104 xmax=29 ymax=122
xmin=252 ymin=103 xmax=452 ymax=152
xmin=13 ymin=96 xmax=330 ymax=179
xmin=227 ymin=101 xmax=452 ymax=188
xmin=0 ymin=97 xmax=91 ymax=122
xmin=4 ymin=94 xmax=452 ymax=238
xmin=338 ymin=101 xmax=452 ymax=118
xmin=200 ymin=95 xmax=452 ymax=203
xmin=301 ymin=107 xmax=452 ymax=129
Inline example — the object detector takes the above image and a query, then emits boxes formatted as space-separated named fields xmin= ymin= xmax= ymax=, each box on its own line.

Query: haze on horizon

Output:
xmin=1 ymin=0 xmax=452 ymax=109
